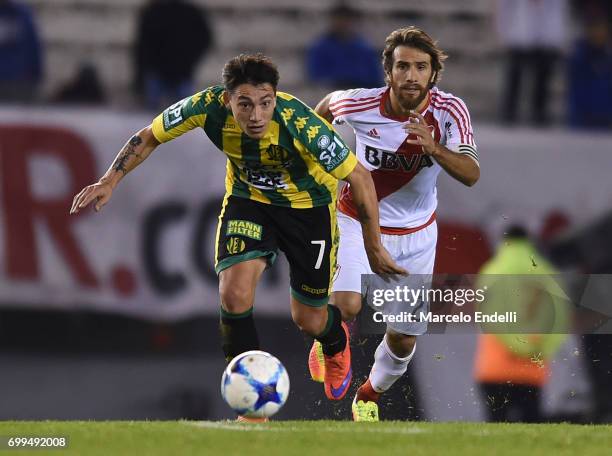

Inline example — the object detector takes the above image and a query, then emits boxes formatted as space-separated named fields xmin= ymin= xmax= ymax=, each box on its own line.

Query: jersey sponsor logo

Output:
xmin=367 ymin=128 xmax=380 ymax=139
xmin=226 ymin=220 xmax=263 ymax=240
xmin=318 ymin=136 xmax=350 ymax=171
xmin=301 ymin=284 xmax=328 ymax=295
xmin=364 ymin=145 xmax=434 ymax=172
xmin=226 ymin=237 xmax=246 ymax=255
xmin=242 ymin=164 xmax=289 ymax=190
xmin=162 ymin=99 xmax=186 ymax=130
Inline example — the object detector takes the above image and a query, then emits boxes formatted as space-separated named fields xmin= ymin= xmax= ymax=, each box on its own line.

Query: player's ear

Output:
xmin=429 ymin=71 xmax=437 ymax=88
xmin=222 ymin=90 xmax=230 ymax=107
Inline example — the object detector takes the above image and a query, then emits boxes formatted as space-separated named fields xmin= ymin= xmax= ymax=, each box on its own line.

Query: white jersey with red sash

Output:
xmin=329 ymin=86 xmax=478 ymax=233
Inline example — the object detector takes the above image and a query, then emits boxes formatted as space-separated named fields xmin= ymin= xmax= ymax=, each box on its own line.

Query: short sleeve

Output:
xmin=277 ymin=92 xmax=358 ymax=180
xmin=295 ymin=111 xmax=357 ymax=180
xmin=441 ymin=96 xmax=479 ymax=165
xmin=328 ymin=88 xmax=383 ymax=126
xmin=151 ymin=88 xmax=220 ymax=143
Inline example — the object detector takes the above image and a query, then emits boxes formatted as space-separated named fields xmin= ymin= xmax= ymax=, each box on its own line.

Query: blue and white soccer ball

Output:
xmin=221 ymin=350 xmax=290 ymax=418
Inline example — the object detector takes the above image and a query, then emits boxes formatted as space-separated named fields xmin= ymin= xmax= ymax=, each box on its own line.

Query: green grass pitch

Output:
xmin=0 ymin=421 xmax=610 ymax=455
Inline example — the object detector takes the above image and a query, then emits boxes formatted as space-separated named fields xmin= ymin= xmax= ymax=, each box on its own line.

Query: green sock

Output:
xmin=219 ymin=307 xmax=259 ymax=363
xmin=315 ymin=305 xmax=347 ymax=356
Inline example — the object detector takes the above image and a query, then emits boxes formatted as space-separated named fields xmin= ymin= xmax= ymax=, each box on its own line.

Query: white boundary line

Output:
xmin=183 ymin=421 xmax=428 ymax=434
xmin=183 ymin=421 xmax=556 ymax=437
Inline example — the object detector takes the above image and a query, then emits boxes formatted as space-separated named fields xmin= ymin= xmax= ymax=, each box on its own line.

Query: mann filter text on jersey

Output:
xmin=372 ymin=311 xmax=518 ymax=324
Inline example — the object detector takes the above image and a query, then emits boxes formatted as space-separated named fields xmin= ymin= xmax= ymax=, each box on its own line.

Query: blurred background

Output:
xmin=0 ymin=0 xmax=611 ymax=422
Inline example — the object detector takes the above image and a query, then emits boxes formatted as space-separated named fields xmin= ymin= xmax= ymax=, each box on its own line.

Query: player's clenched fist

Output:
xmin=69 ymin=181 xmax=113 ymax=214
xmin=404 ymin=110 xmax=438 ymax=156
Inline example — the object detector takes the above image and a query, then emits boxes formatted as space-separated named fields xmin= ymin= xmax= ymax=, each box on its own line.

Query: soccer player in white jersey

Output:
xmin=307 ymin=27 xmax=480 ymax=421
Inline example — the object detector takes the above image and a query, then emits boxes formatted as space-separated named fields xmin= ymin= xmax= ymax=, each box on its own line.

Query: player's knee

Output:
xmin=219 ymin=283 xmax=254 ymax=314
xmin=339 ymin=302 xmax=361 ymax=321
xmin=386 ymin=332 xmax=416 ymax=358
xmin=332 ymin=292 xmax=362 ymax=321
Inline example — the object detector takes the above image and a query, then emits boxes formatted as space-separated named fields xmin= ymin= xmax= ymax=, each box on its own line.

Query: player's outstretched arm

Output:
xmin=344 ymin=163 xmax=408 ymax=275
xmin=70 ymin=125 xmax=160 ymax=214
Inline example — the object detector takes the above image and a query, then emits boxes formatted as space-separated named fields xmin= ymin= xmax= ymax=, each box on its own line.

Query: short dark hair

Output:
xmin=382 ymin=27 xmax=448 ymax=86
xmin=222 ymin=53 xmax=280 ymax=93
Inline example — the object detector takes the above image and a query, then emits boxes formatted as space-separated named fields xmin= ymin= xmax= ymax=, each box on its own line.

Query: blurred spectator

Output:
xmin=306 ymin=2 xmax=382 ymax=89
xmin=133 ymin=0 xmax=213 ymax=110
xmin=53 ymin=62 xmax=106 ymax=105
xmin=567 ymin=16 xmax=612 ymax=129
xmin=0 ymin=0 xmax=43 ymax=102
xmin=474 ymin=226 xmax=568 ymax=422
xmin=496 ymin=0 xmax=569 ymax=126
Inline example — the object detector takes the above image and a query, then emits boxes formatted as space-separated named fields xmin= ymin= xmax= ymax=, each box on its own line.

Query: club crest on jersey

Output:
xmin=364 ymin=145 xmax=433 ymax=172
xmin=444 ymin=121 xmax=453 ymax=139
xmin=266 ymin=145 xmax=291 ymax=165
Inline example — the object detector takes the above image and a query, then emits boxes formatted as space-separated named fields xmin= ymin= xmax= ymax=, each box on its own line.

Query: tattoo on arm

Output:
xmin=112 ymin=135 xmax=143 ymax=174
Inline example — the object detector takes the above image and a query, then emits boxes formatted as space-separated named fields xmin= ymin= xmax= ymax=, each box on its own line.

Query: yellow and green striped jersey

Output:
xmin=151 ymin=85 xmax=357 ymax=208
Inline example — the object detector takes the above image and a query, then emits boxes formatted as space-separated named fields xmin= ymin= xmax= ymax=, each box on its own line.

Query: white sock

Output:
xmin=369 ymin=335 xmax=416 ymax=393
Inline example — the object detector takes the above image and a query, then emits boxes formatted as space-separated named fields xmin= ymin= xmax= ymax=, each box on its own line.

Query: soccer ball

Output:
xmin=221 ymin=350 xmax=290 ymax=418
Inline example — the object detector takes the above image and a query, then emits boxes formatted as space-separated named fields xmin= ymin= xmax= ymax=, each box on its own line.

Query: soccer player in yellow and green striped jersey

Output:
xmin=152 ymin=83 xmax=353 ymax=209
xmin=70 ymin=53 xmax=405 ymax=407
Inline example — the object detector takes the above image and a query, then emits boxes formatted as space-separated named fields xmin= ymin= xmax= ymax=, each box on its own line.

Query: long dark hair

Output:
xmin=382 ymin=27 xmax=448 ymax=87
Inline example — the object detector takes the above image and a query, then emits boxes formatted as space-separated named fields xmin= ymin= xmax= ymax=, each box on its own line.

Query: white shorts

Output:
xmin=332 ymin=212 xmax=437 ymax=335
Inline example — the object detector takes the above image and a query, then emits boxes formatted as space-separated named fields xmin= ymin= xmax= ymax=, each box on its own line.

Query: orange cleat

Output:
xmin=308 ymin=340 xmax=325 ymax=383
xmin=236 ymin=415 xmax=269 ymax=423
xmin=323 ymin=322 xmax=352 ymax=400
xmin=355 ymin=378 xmax=381 ymax=404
